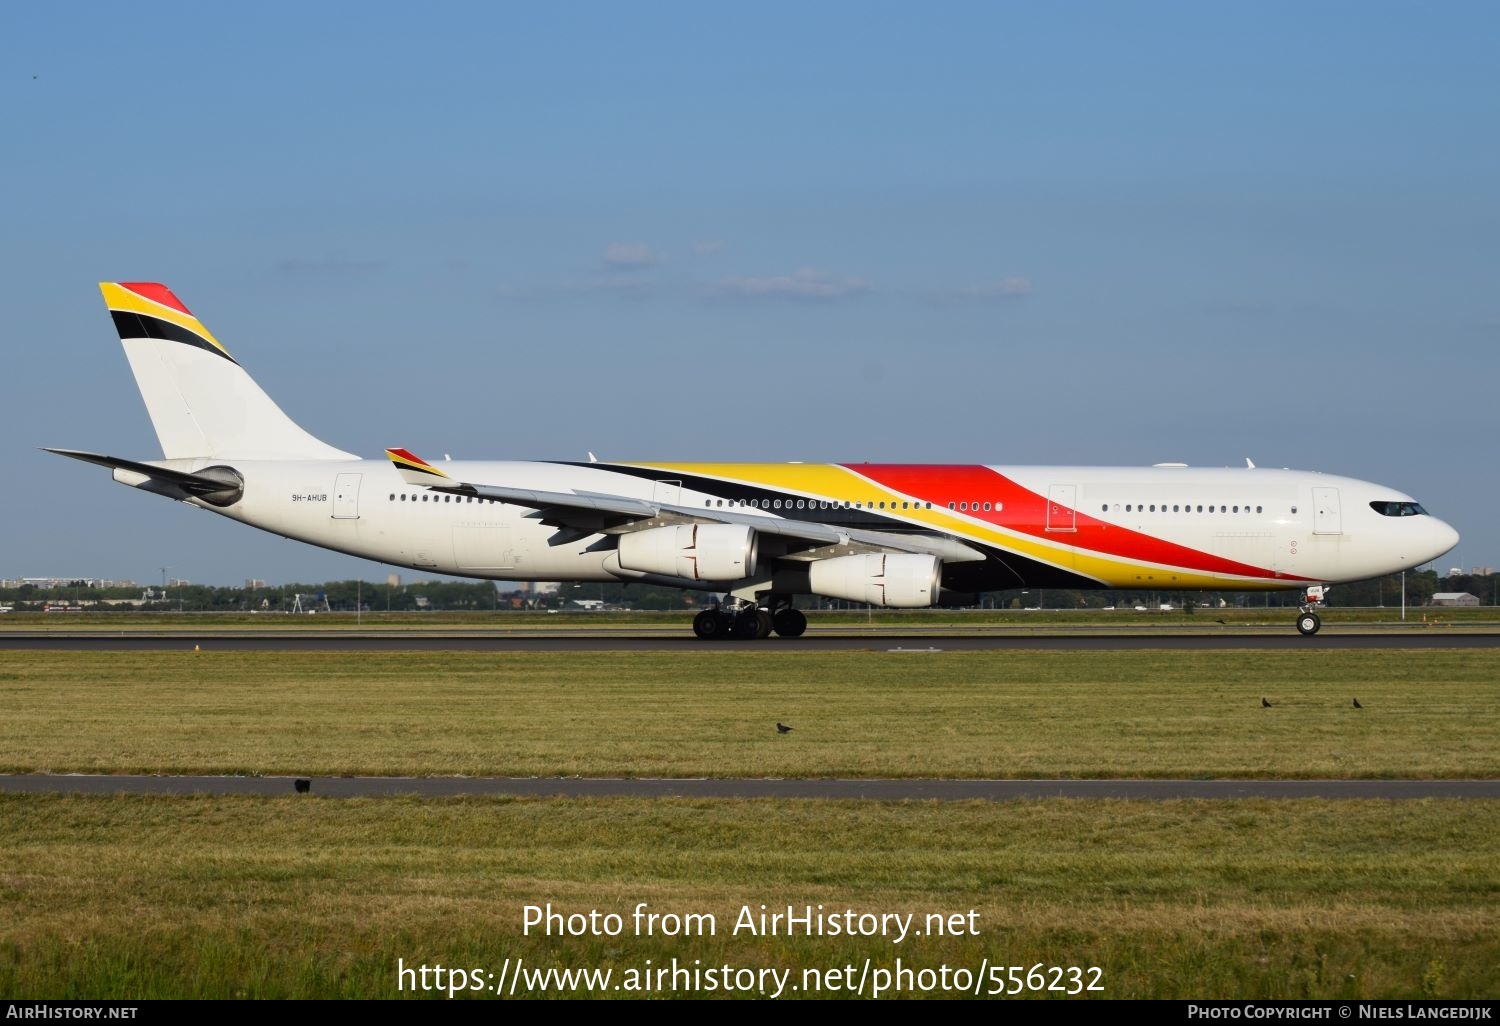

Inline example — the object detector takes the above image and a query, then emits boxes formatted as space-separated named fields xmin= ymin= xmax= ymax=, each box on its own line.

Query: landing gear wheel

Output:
xmin=755 ymin=610 xmax=774 ymax=640
xmin=772 ymin=608 xmax=807 ymax=638
xmin=731 ymin=611 xmax=761 ymax=640
xmin=1296 ymin=611 xmax=1321 ymax=636
xmin=693 ymin=609 xmax=727 ymax=640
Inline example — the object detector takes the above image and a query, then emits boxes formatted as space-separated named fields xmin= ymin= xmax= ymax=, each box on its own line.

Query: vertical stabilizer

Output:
xmin=101 ymin=282 xmax=356 ymax=461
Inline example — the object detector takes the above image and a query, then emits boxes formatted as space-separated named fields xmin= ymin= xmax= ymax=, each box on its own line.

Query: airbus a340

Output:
xmin=49 ymin=283 xmax=1459 ymax=639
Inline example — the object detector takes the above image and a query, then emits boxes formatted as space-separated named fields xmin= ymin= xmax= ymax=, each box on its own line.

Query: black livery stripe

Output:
xmin=110 ymin=311 xmax=236 ymax=364
xmin=554 ymin=462 xmax=1106 ymax=592
xmin=940 ymin=553 xmax=1102 ymax=592
xmin=399 ymin=463 xmax=448 ymax=478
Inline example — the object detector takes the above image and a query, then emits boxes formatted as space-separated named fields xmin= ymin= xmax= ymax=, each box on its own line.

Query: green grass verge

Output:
xmin=1 ymin=795 xmax=1495 ymax=999
xmin=1 ymin=650 xmax=1497 ymax=777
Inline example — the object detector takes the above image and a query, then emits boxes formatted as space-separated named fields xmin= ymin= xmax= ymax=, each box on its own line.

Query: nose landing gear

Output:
xmin=1296 ymin=586 xmax=1327 ymax=636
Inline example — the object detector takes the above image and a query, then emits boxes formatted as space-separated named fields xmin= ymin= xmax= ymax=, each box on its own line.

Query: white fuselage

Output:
xmin=138 ymin=458 xmax=1460 ymax=593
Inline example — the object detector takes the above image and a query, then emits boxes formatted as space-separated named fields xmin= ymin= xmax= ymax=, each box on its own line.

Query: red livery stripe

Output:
xmin=846 ymin=464 xmax=1292 ymax=581
xmin=118 ymin=282 xmax=193 ymax=316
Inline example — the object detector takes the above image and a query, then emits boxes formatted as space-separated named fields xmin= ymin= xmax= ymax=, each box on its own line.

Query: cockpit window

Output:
xmin=1370 ymin=501 xmax=1427 ymax=517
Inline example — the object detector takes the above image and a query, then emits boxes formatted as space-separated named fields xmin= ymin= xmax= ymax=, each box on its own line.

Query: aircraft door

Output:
xmin=1046 ymin=484 xmax=1077 ymax=532
xmin=332 ymin=473 xmax=362 ymax=519
xmin=1312 ymin=487 xmax=1342 ymax=535
xmin=653 ymin=479 xmax=682 ymax=506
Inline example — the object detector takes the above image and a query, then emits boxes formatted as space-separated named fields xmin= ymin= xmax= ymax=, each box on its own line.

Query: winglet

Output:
xmin=386 ymin=447 xmax=453 ymax=486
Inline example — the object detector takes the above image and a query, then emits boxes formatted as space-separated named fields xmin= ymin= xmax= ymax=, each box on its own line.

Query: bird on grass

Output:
xmin=1261 ymin=697 xmax=1273 ymax=708
xmin=776 ymin=722 xmax=793 ymax=734
xmin=1353 ymin=697 xmax=1363 ymax=709
xmin=294 ymin=778 xmax=311 ymax=793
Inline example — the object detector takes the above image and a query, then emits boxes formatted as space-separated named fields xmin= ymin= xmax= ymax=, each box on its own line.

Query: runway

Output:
xmin=3 ymin=774 xmax=1497 ymax=800
xmin=3 ymin=628 xmax=1498 ymax=652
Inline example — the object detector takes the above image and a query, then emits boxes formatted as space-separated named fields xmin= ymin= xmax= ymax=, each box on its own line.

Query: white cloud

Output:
xmin=602 ymin=242 xmax=660 ymax=268
xmin=714 ymin=268 xmax=870 ymax=300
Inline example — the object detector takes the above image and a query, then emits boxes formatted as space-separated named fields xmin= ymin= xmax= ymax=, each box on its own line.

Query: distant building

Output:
xmin=2 ymin=577 xmax=136 ymax=589
xmin=244 ymin=578 xmax=267 ymax=589
xmin=1472 ymin=567 xmax=1495 ymax=577
xmin=1431 ymin=592 xmax=1480 ymax=607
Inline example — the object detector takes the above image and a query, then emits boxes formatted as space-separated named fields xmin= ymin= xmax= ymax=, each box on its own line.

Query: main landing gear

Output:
xmin=692 ymin=596 xmax=806 ymax=641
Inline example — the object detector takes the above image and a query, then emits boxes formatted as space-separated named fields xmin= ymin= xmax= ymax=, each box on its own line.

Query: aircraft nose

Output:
xmin=1428 ymin=518 xmax=1460 ymax=562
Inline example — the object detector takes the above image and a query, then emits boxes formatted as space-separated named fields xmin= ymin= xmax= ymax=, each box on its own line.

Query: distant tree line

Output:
xmin=1 ymin=569 xmax=1492 ymax=612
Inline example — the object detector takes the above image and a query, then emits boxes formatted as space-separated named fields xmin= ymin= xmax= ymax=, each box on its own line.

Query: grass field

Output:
xmin=1 ymin=649 xmax=1497 ymax=778
xmin=3 ymin=644 xmax=1497 ymax=1000
xmin=1 ymin=795 xmax=1496 ymax=999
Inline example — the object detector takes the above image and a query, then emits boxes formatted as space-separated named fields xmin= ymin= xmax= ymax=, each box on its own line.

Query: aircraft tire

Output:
xmin=1296 ymin=611 xmax=1321 ymax=636
xmin=755 ymin=610 xmax=774 ymax=639
xmin=773 ymin=608 xmax=808 ymax=638
xmin=731 ymin=611 xmax=761 ymax=640
xmin=694 ymin=609 xmax=727 ymax=640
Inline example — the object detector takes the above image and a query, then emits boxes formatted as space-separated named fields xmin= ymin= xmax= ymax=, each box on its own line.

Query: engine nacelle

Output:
xmin=616 ymin=523 xmax=758 ymax=581
xmin=807 ymin=553 xmax=941 ymax=608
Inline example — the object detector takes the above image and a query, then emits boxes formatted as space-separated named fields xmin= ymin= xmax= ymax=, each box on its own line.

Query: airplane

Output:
xmin=48 ymin=282 xmax=1460 ymax=640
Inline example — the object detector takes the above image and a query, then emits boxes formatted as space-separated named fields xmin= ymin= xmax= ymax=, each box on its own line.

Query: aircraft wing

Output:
xmin=385 ymin=448 xmax=984 ymax=562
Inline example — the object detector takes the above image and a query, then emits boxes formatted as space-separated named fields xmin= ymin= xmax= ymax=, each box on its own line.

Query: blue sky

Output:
xmin=5 ymin=2 xmax=1496 ymax=585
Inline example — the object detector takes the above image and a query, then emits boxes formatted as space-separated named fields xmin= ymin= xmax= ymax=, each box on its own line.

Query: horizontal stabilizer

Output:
xmin=43 ymin=448 xmax=244 ymax=506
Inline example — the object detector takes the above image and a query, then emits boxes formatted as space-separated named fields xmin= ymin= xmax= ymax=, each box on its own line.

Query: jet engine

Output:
xmin=807 ymin=553 xmax=941 ymax=608
xmin=616 ymin=523 xmax=758 ymax=581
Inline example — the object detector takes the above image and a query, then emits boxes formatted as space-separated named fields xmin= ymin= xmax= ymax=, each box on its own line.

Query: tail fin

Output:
xmin=101 ymin=282 xmax=356 ymax=461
